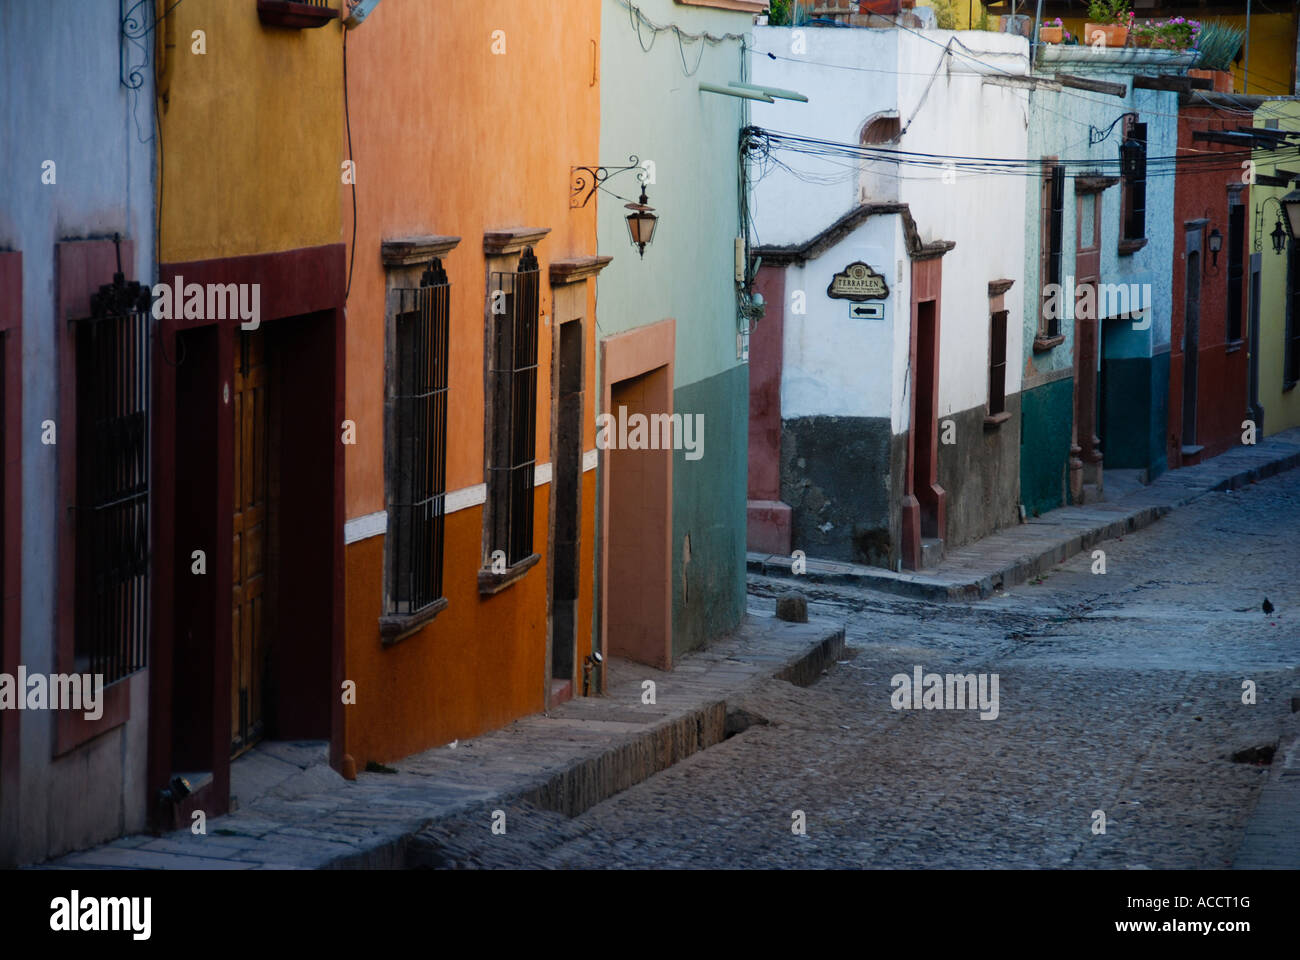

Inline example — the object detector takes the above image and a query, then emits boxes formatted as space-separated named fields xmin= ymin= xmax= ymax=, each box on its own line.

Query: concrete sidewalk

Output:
xmin=36 ymin=612 xmax=844 ymax=870
xmin=749 ymin=428 xmax=1300 ymax=602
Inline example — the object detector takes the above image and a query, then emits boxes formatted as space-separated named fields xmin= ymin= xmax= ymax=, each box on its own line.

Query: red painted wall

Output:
xmin=1168 ymin=106 xmax=1251 ymax=467
xmin=748 ymin=265 xmax=786 ymax=502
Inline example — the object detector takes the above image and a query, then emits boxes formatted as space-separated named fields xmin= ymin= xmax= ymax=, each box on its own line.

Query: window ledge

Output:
xmin=1034 ymin=334 xmax=1065 ymax=352
xmin=257 ymin=0 xmax=339 ymax=28
xmin=379 ymin=597 xmax=449 ymax=647
xmin=984 ymin=411 xmax=1013 ymax=430
xmin=478 ymin=553 xmax=540 ymax=596
xmin=55 ymin=675 xmax=131 ymax=756
xmin=1118 ymin=237 xmax=1148 ymax=256
xmin=1225 ymin=339 xmax=1244 ymax=354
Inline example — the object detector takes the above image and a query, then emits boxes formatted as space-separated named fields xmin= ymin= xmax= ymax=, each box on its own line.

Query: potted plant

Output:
xmin=1129 ymin=20 xmax=1155 ymax=47
xmin=1157 ymin=16 xmax=1200 ymax=50
xmin=1084 ymin=0 xmax=1132 ymax=48
xmin=1040 ymin=16 xmax=1064 ymax=43
xmin=1190 ymin=20 xmax=1244 ymax=92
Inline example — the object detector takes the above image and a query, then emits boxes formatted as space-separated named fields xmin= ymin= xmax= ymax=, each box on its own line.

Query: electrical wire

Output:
xmin=343 ymin=26 xmax=357 ymax=304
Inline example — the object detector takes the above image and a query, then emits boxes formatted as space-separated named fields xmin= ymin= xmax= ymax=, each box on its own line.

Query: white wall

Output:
xmin=0 ymin=0 xmax=155 ymax=865
xmin=751 ymin=26 xmax=1029 ymax=428
xmin=779 ymin=216 xmax=910 ymax=425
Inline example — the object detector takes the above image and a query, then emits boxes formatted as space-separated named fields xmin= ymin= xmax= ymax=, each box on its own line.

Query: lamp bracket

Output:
xmin=570 ymin=156 xmax=644 ymax=209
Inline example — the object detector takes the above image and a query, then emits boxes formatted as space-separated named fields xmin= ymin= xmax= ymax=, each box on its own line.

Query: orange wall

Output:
xmin=341 ymin=0 xmax=602 ymax=763
xmin=344 ymin=472 xmax=597 ymax=764
xmin=343 ymin=0 xmax=601 ymax=514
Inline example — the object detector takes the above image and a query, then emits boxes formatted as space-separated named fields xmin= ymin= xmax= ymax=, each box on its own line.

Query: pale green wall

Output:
xmin=598 ymin=0 xmax=752 ymax=654
xmin=1253 ymin=99 xmax=1300 ymax=436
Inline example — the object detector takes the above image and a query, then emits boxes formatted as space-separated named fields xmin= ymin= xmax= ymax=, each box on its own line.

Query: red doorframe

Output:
xmin=902 ymin=257 xmax=946 ymax=570
xmin=148 ymin=244 xmax=345 ymax=829
xmin=0 ymin=252 xmax=22 ymax=856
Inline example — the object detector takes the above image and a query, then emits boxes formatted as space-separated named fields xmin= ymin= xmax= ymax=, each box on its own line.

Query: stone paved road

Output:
xmin=411 ymin=471 xmax=1300 ymax=869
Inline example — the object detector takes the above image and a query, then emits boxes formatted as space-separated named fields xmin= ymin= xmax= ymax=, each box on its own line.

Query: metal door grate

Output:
xmin=72 ymin=270 xmax=152 ymax=683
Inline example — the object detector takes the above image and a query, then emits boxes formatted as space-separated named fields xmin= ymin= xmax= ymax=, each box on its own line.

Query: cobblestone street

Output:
xmin=412 ymin=470 xmax=1300 ymax=869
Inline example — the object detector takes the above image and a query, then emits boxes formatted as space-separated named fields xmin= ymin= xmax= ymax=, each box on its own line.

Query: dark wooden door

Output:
xmin=1183 ymin=250 xmax=1201 ymax=447
xmin=232 ymin=329 xmax=270 ymax=757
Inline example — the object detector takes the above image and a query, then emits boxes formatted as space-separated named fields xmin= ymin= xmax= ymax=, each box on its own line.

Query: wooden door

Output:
xmin=232 ymin=329 xmax=270 ymax=757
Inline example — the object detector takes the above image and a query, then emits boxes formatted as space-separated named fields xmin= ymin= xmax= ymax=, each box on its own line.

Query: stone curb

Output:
xmin=749 ymin=433 xmax=1300 ymax=602
xmin=328 ymin=622 xmax=845 ymax=867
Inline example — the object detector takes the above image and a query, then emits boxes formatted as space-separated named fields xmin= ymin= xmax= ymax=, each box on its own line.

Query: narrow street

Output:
xmin=414 ymin=470 xmax=1300 ymax=869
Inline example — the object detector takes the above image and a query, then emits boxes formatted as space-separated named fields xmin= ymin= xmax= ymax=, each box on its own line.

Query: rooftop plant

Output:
xmin=1195 ymin=20 xmax=1245 ymax=71
xmin=1086 ymin=0 xmax=1132 ymax=26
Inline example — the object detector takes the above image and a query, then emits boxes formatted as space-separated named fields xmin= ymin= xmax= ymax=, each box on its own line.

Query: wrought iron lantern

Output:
xmin=624 ymin=187 xmax=659 ymax=259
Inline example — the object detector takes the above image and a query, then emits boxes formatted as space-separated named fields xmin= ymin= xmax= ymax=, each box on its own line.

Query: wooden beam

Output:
xmin=1133 ymin=75 xmax=1197 ymax=93
xmin=1054 ymin=73 xmax=1128 ymax=98
xmin=1193 ymin=130 xmax=1260 ymax=145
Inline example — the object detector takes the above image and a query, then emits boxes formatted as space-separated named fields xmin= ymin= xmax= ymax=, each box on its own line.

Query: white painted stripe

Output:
xmin=583 ymin=449 xmax=597 ymax=472
xmin=344 ymin=510 xmax=387 ymax=545
xmin=346 ymin=464 xmax=570 ymax=546
xmin=446 ymin=483 xmax=487 ymax=513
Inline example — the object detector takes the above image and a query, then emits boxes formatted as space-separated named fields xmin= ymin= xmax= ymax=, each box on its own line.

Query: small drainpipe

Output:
xmin=1032 ymin=0 xmax=1043 ymax=67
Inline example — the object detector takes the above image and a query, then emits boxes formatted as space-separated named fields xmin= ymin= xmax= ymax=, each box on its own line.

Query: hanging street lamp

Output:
xmin=624 ymin=186 xmax=659 ymax=259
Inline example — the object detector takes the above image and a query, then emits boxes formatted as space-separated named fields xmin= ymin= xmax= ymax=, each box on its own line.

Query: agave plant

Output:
xmin=1195 ymin=20 xmax=1245 ymax=71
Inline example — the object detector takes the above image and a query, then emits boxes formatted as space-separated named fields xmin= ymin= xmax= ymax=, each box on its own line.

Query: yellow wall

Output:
xmin=1253 ymin=99 xmax=1300 ymax=436
xmin=1056 ymin=13 xmax=1295 ymax=97
xmin=155 ymin=0 xmax=343 ymax=263
xmin=917 ymin=0 xmax=993 ymax=31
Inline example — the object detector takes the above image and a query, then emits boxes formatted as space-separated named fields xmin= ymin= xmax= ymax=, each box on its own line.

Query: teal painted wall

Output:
xmin=1101 ymin=347 xmax=1170 ymax=474
xmin=1020 ymin=376 xmax=1074 ymax=517
xmin=598 ymin=0 xmax=751 ymax=654
xmin=672 ymin=366 xmax=748 ymax=656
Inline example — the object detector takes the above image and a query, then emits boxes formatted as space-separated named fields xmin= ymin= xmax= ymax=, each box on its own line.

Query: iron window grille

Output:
xmin=988 ymin=310 xmax=1008 ymax=417
xmin=1042 ymin=163 xmax=1065 ymax=338
xmin=72 ymin=270 xmax=152 ymax=684
xmin=386 ymin=260 xmax=450 ymax=617
xmin=487 ymin=248 xmax=540 ymax=568
xmin=1123 ymin=122 xmax=1148 ymax=241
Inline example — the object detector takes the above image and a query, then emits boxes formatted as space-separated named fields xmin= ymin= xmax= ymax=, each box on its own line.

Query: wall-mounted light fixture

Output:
xmin=1258 ymin=196 xmax=1292 ymax=255
xmin=571 ymin=156 xmax=660 ymax=259
xmin=1118 ymin=114 xmax=1145 ymax=179
xmin=1208 ymin=227 xmax=1223 ymax=266
xmin=624 ymin=187 xmax=659 ymax=259
xmin=1280 ymin=187 xmax=1300 ymax=246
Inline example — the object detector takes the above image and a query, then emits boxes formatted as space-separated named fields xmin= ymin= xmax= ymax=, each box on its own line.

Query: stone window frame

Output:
xmin=986 ymin=279 xmax=1014 ymax=429
xmin=478 ymin=228 xmax=551 ymax=597
xmin=377 ymin=235 xmax=460 ymax=646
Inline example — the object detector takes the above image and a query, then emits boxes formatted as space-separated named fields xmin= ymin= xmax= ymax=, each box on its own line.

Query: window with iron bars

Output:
xmin=486 ymin=248 xmax=540 ymax=569
xmin=72 ymin=272 xmax=152 ymax=685
xmin=988 ymin=309 xmax=1008 ymax=417
xmin=384 ymin=260 xmax=450 ymax=627
xmin=1041 ymin=162 xmax=1065 ymax=339
xmin=1123 ymin=121 xmax=1147 ymax=242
